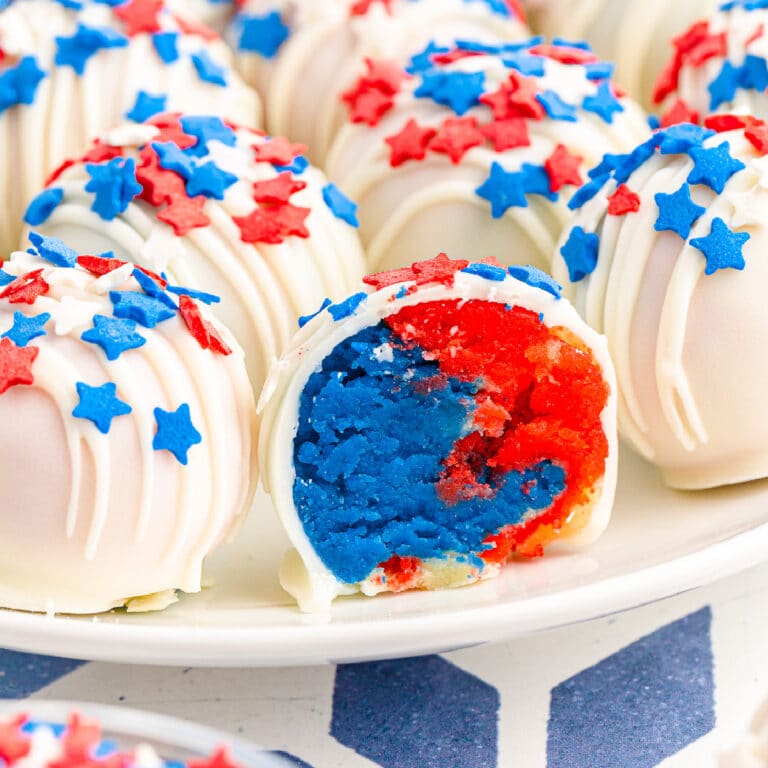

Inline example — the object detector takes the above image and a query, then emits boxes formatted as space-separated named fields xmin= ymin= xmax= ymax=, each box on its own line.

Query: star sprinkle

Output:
xmin=110 ymin=291 xmax=176 ymax=328
xmin=746 ymin=121 xmax=768 ymax=154
xmin=125 ymin=90 xmax=166 ymax=122
xmin=480 ymin=117 xmax=530 ymax=151
xmin=55 ymin=23 xmax=128 ymax=75
xmin=28 ymin=232 xmax=78 ymax=268
xmin=322 ymin=183 xmax=359 ymax=226
xmin=298 ymin=298 xmax=332 ymax=328
xmin=191 ymin=49 xmax=227 ymax=86
xmin=24 ymin=188 xmax=63 ymax=226
xmin=253 ymin=137 xmax=307 ymax=167
xmin=238 ymin=10 xmax=290 ymax=58
xmin=152 ymin=30 xmax=179 ymax=63
xmin=0 ymin=270 xmax=50 ymax=304
xmin=687 ymin=142 xmax=746 ymax=193
xmin=520 ymin=163 xmax=557 ymax=201
xmin=270 ymin=203 xmax=310 ymax=238
xmin=157 ymin=194 xmax=210 ymax=236
xmin=508 ymin=265 xmax=563 ymax=298
xmin=544 ymin=144 xmax=582 ymax=192
xmin=429 ymin=116 xmax=484 ymax=163
xmin=112 ymin=0 xmax=163 ymax=36
xmin=251 ymin=172 xmax=306 ymax=204
xmin=188 ymin=746 xmax=242 ymax=768
xmin=136 ymin=148 xmax=187 ymax=206
xmin=654 ymin=185 xmax=706 ymax=238
xmin=0 ymin=715 xmax=31 ymax=763
xmin=153 ymin=403 xmax=201 ymax=465
xmin=560 ymin=226 xmax=599 ymax=282
xmin=342 ymin=79 xmax=395 ymax=125
xmin=0 ymin=337 xmax=38 ymax=395
xmin=475 ymin=162 xmax=528 ymax=217
xmin=414 ymin=70 xmax=485 ymax=115
xmin=81 ymin=314 xmax=146 ymax=360
xmin=72 ymin=382 xmax=132 ymax=434
xmin=328 ymin=292 xmax=367 ymax=321
xmin=0 ymin=56 xmax=46 ymax=116
xmin=232 ymin=207 xmax=283 ymax=244
xmin=582 ymin=81 xmax=624 ymax=123
xmin=85 ymin=157 xmax=143 ymax=220
xmin=657 ymin=123 xmax=714 ymax=155
xmin=180 ymin=115 xmax=237 ymax=157
xmin=185 ymin=162 xmax=238 ymax=200
xmin=659 ymin=99 xmax=700 ymax=129
xmin=384 ymin=119 xmax=437 ymax=166
xmin=178 ymin=295 xmax=230 ymax=354
xmin=708 ymin=60 xmax=740 ymax=110
xmin=607 ymin=184 xmax=641 ymax=216
xmin=536 ymin=89 xmax=577 ymax=121
xmin=363 ymin=253 xmax=469 ymax=290
xmin=152 ymin=141 xmax=195 ymax=179
xmin=690 ymin=217 xmax=750 ymax=275
xmin=1 ymin=311 xmax=50 ymax=347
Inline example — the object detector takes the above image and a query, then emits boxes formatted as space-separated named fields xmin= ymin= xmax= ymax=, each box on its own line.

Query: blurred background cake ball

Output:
xmin=527 ymin=0 xmax=716 ymax=110
xmin=165 ymin=0 xmax=235 ymax=32
xmin=228 ymin=0 xmax=529 ymax=162
xmin=0 ymin=0 xmax=260 ymax=256
xmin=0 ymin=236 xmax=256 ymax=613
xmin=552 ymin=117 xmax=768 ymax=489
xmin=653 ymin=2 xmax=768 ymax=125
xmin=25 ymin=114 xmax=367 ymax=393
xmin=324 ymin=37 xmax=649 ymax=273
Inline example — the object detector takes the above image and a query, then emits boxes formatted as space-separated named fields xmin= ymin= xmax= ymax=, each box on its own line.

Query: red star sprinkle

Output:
xmin=272 ymin=203 xmax=311 ymax=239
xmin=0 ymin=269 xmax=50 ymax=304
xmin=251 ymin=172 xmax=306 ymax=204
xmin=252 ymin=136 xmax=307 ymax=166
xmin=429 ymin=116 xmax=485 ymax=164
xmin=364 ymin=253 xmax=470 ymax=291
xmin=385 ymin=118 xmax=437 ymax=167
xmin=112 ymin=0 xmax=163 ymax=36
xmin=480 ymin=117 xmax=530 ymax=151
xmin=188 ymin=746 xmax=243 ymax=768
xmin=45 ymin=159 xmax=76 ymax=186
xmin=0 ymin=338 xmax=38 ymax=395
xmin=147 ymin=113 xmax=198 ymax=149
xmin=77 ymin=254 xmax=128 ymax=276
xmin=0 ymin=715 xmax=30 ymax=763
xmin=136 ymin=146 xmax=187 ymax=206
xmin=747 ymin=23 xmax=764 ymax=47
xmin=157 ymin=194 xmax=210 ymax=236
xmin=528 ymin=43 xmax=598 ymax=65
xmin=607 ymin=184 xmax=641 ymax=216
xmin=660 ymin=98 xmax=700 ymax=128
xmin=544 ymin=143 xmax=583 ymax=192
xmin=179 ymin=295 xmax=231 ymax=355
xmin=61 ymin=713 xmax=101 ymax=760
xmin=746 ymin=121 xmax=768 ymax=154
xmin=431 ymin=49 xmax=484 ymax=66
xmin=361 ymin=58 xmax=408 ymax=96
xmin=654 ymin=21 xmax=710 ymax=104
xmin=703 ymin=113 xmax=752 ymax=132
xmin=233 ymin=207 xmax=284 ymax=244
xmin=341 ymin=81 xmax=394 ymax=126
xmin=349 ymin=0 xmax=393 ymax=15
xmin=684 ymin=31 xmax=726 ymax=67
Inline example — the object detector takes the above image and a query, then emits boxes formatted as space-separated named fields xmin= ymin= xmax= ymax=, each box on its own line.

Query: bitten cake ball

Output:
xmin=0 ymin=235 xmax=256 ymax=613
xmin=259 ymin=255 xmax=617 ymax=612
xmin=324 ymin=37 xmax=649 ymax=272
xmin=552 ymin=117 xmax=768 ymax=489
xmin=0 ymin=0 xmax=260 ymax=256
xmin=229 ymin=0 xmax=528 ymax=162
xmin=527 ymin=0 xmax=715 ymax=110
xmin=25 ymin=114 xmax=366 ymax=393
xmin=653 ymin=1 xmax=768 ymax=126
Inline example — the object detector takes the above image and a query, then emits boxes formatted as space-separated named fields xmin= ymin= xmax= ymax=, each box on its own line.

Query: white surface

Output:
xmin=1 ymin=445 xmax=767 ymax=667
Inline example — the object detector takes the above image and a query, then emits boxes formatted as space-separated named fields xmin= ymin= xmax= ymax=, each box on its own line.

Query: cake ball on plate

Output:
xmin=0 ymin=0 xmax=260 ymax=256
xmin=653 ymin=2 xmax=768 ymax=125
xmin=527 ymin=0 xmax=716 ymax=110
xmin=258 ymin=254 xmax=617 ymax=612
xmin=228 ymin=0 xmax=529 ymax=162
xmin=324 ymin=37 xmax=650 ymax=272
xmin=552 ymin=116 xmax=768 ymax=489
xmin=0 ymin=234 xmax=256 ymax=613
xmin=25 ymin=114 xmax=367 ymax=393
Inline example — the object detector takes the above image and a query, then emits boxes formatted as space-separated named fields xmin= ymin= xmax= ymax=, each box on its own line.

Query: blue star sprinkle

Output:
xmin=28 ymin=231 xmax=78 ymax=267
xmin=185 ymin=162 xmax=238 ymax=199
xmin=536 ymin=90 xmax=577 ymax=121
xmin=238 ymin=11 xmax=290 ymax=58
xmin=501 ymin=51 xmax=545 ymax=77
xmin=81 ymin=315 xmax=146 ymax=360
xmin=567 ymin=177 xmax=606 ymax=211
xmin=582 ymin=81 xmax=624 ymax=123
xmin=462 ymin=263 xmax=507 ymax=281
xmin=298 ymin=298 xmax=332 ymax=328
xmin=508 ymin=265 xmax=563 ymax=299
xmin=165 ymin=284 xmax=221 ymax=304
xmin=0 ymin=271 xmax=16 ymax=287
xmin=24 ymin=188 xmax=63 ymax=226
xmin=1 ymin=312 xmax=51 ymax=347
xmin=328 ymin=292 xmax=368 ymax=322
xmin=690 ymin=217 xmax=750 ymax=275
xmin=274 ymin=155 xmax=309 ymax=175
xmin=414 ymin=71 xmax=485 ymax=115
xmin=125 ymin=90 xmax=167 ymax=123
xmin=180 ymin=115 xmax=237 ymax=157
xmin=657 ymin=124 xmax=714 ymax=155
xmin=739 ymin=54 xmax=768 ymax=91
xmin=85 ymin=157 xmax=143 ymax=220
xmin=110 ymin=291 xmax=177 ymax=328
xmin=475 ymin=162 xmax=528 ymax=217
xmin=0 ymin=56 xmax=47 ymax=116
xmin=131 ymin=269 xmax=177 ymax=309
xmin=584 ymin=61 xmax=615 ymax=81
xmin=152 ymin=31 xmax=179 ymax=64
xmin=407 ymin=42 xmax=450 ymax=74
xmin=322 ymin=183 xmax=359 ymax=227
xmin=191 ymin=50 xmax=227 ymax=87
xmin=654 ymin=185 xmax=706 ymax=239
xmin=560 ymin=226 xmax=599 ymax=282
xmin=521 ymin=163 xmax=558 ymax=201
xmin=152 ymin=141 xmax=195 ymax=179
xmin=153 ymin=404 xmax=202 ymax=465
xmin=687 ymin=142 xmax=746 ymax=193
xmin=708 ymin=60 xmax=740 ymax=110
xmin=72 ymin=382 xmax=132 ymax=434
xmin=55 ymin=23 xmax=127 ymax=75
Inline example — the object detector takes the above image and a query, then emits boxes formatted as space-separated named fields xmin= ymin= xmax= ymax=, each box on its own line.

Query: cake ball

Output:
xmin=229 ymin=0 xmax=528 ymax=162
xmin=653 ymin=2 xmax=768 ymax=125
xmin=0 ymin=234 xmax=256 ymax=613
xmin=324 ymin=37 xmax=650 ymax=273
xmin=552 ymin=117 xmax=768 ymax=489
xmin=25 ymin=114 xmax=366 ymax=393
xmin=527 ymin=0 xmax=715 ymax=110
xmin=259 ymin=254 xmax=617 ymax=612
xmin=0 ymin=0 xmax=260 ymax=256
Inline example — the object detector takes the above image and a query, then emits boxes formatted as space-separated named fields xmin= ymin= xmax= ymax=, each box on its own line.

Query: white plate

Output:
xmin=2 ymin=447 xmax=768 ymax=667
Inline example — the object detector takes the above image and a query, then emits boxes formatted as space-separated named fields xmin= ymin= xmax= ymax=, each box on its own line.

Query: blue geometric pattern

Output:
xmin=332 ymin=655 xmax=499 ymax=768
xmin=0 ymin=649 xmax=85 ymax=698
xmin=547 ymin=607 xmax=715 ymax=768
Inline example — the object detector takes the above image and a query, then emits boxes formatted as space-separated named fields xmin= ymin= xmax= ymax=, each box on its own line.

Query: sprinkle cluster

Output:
xmin=29 ymin=113 xmax=359 ymax=242
xmin=0 ymin=232 xmax=234 ymax=463
xmin=340 ymin=37 xmax=627 ymax=219
xmin=560 ymin=117 xmax=765 ymax=281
